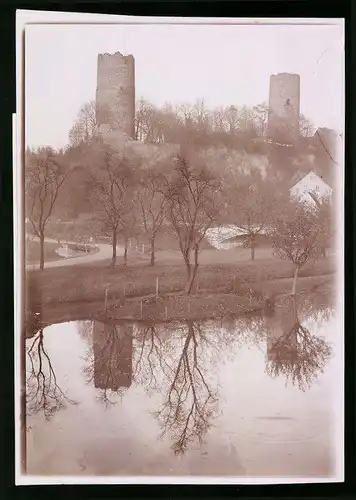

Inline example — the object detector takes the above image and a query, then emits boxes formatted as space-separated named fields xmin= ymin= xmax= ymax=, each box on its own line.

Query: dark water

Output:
xmin=25 ymin=293 xmax=342 ymax=479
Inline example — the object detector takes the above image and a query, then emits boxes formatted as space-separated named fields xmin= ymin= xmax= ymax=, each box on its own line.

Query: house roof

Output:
xmin=289 ymin=170 xmax=333 ymax=192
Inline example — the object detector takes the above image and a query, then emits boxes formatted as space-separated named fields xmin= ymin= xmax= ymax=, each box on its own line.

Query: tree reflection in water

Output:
xmin=122 ymin=320 xmax=222 ymax=455
xmin=234 ymin=313 xmax=268 ymax=350
xmin=265 ymin=295 xmax=332 ymax=391
xmin=150 ymin=321 xmax=220 ymax=456
xmin=26 ymin=329 xmax=77 ymax=420
xmin=79 ymin=291 xmax=333 ymax=454
xmin=133 ymin=324 xmax=175 ymax=394
xmin=82 ymin=321 xmax=133 ymax=407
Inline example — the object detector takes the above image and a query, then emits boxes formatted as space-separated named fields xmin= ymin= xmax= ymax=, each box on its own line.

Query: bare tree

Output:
xmin=223 ymin=174 xmax=275 ymax=260
xmin=211 ymin=106 xmax=229 ymax=133
xmin=167 ymin=153 xmax=221 ymax=294
xmin=299 ymin=113 xmax=316 ymax=138
xmin=237 ymin=105 xmax=257 ymax=137
xmin=134 ymin=98 xmax=164 ymax=143
xmin=252 ymin=102 xmax=269 ymax=137
xmin=226 ymin=105 xmax=239 ymax=134
xmin=265 ymin=296 xmax=332 ymax=391
xmin=25 ymin=147 xmax=69 ymax=270
xmin=270 ymin=201 xmax=324 ymax=295
xmin=68 ymin=100 xmax=99 ymax=147
xmin=152 ymin=321 xmax=219 ymax=455
xmin=88 ymin=146 xmax=136 ymax=267
xmin=191 ymin=98 xmax=211 ymax=133
xmin=26 ymin=330 xmax=77 ymax=419
xmin=118 ymin=205 xmax=138 ymax=266
xmin=134 ymin=97 xmax=316 ymax=151
xmin=133 ymin=324 xmax=176 ymax=394
xmin=136 ymin=165 xmax=169 ymax=266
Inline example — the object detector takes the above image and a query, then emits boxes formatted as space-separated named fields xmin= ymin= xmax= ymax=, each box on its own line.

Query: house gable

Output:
xmin=290 ymin=171 xmax=332 ymax=193
xmin=289 ymin=170 xmax=333 ymax=206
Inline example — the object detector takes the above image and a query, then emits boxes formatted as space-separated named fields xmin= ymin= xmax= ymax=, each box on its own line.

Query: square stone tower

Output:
xmin=268 ymin=73 xmax=300 ymax=144
xmin=96 ymin=51 xmax=135 ymax=139
xmin=93 ymin=322 xmax=133 ymax=390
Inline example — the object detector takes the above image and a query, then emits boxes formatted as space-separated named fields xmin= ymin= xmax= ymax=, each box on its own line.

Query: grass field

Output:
xmin=27 ymin=244 xmax=335 ymax=306
xmin=25 ymin=239 xmax=64 ymax=264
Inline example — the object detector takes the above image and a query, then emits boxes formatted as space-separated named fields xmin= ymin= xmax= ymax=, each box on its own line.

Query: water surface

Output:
xmin=25 ymin=292 xmax=341 ymax=479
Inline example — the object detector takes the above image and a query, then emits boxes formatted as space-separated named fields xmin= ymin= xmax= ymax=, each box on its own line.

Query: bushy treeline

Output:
xmin=68 ymin=98 xmax=315 ymax=151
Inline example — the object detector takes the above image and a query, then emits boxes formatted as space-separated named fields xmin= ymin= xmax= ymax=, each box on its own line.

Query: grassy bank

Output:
xmin=25 ymin=253 xmax=335 ymax=336
xmin=25 ymin=274 xmax=334 ymax=339
xmin=27 ymin=253 xmax=335 ymax=305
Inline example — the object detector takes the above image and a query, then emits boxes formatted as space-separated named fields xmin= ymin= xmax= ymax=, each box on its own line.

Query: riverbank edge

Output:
xmin=25 ymin=272 xmax=335 ymax=338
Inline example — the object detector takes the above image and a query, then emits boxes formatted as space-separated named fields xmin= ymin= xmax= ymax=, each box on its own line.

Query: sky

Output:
xmin=25 ymin=22 xmax=344 ymax=149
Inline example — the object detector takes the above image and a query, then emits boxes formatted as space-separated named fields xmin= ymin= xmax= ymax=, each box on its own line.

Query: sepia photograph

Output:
xmin=16 ymin=12 xmax=344 ymax=484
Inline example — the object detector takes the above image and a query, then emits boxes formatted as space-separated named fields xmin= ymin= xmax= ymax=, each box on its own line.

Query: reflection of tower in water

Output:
xmin=93 ymin=321 xmax=133 ymax=390
xmin=264 ymin=302 xmax=297 ymax=361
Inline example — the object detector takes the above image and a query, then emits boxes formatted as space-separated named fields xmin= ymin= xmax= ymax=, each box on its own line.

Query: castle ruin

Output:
xmin=96 ymin=51 xmax=135 ymax=140
xmin=94 ymin=52 xmax=310 ymax=151
xmin=268 ymin=73 xmax=300 ymax=144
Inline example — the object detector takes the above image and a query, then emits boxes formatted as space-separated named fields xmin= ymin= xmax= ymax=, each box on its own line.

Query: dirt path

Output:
xmin=26 ymin=236 xmax=123 ymax=270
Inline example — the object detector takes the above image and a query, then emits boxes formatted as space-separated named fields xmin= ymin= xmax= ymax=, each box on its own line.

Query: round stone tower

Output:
xmin=268 ymin=73 xmax=300 ymax=144
xmin=96 ymin=51 xmax=135 ymax=139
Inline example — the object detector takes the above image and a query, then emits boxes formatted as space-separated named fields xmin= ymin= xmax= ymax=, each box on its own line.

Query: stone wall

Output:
xmin=268 ymin=73 xmax=300 ymax=144
xmin=96 ymin=51 xmax=135 ymax=138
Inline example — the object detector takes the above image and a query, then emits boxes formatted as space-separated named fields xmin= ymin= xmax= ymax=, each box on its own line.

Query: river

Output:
xmin=24 ymin=291 xmax=342 ymax=481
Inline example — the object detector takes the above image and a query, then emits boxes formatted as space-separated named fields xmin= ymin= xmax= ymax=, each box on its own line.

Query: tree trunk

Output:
xmin=111 ymin=230 xmax=117 ymax=267
xmin=291 ymin=294 xmax=298 ymax=321
xmin=183 ymin=252 xmax=192 ymax=293
xmin=39 ymin=233 xmax=45 ymax=271
xmin=250 ymin=235 xmax=256 ymax=260
xmin=150 ymin=238 xmax=155 ymax=266
xmin=291 ymin=266 xmax=299 ymax=295
xmin=186 ymin=266 xmax=198 ymax=295
xmin=124 ymin=237 xmax=128 ymax=267
xmin=186 ymin=247 xmax=199 ymax=295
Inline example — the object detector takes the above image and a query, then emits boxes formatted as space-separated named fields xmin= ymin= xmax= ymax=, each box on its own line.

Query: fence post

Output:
xmin=165 ymin=306 xmax=168 ymax=321
xmin=156 ymin=277 xmax=159 ymax=298
xmin=104 ymin=287 xmax=108 ymax=312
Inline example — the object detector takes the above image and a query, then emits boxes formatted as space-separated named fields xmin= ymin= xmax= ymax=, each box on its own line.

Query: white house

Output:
xmin=205 ymin=225 xmax=245 ymax=250
xmin=205 ymin=224 xmax=270 ymax=250
xmin=289 ymin=171 xmax=333 ymax=207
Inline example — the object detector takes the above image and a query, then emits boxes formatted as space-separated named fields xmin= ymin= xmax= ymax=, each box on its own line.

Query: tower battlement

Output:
xmin=96 ymin=51 xmax=135 ymax=139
